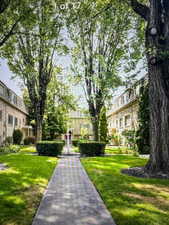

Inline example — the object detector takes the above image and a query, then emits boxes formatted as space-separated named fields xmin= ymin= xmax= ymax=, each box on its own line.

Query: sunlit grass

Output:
xmin=105 ymin=146 xmax=133 ymax=154
xmin=0 ymin=153 xmax=57 ymax=225
xmin=82 ymin=155 xmax=169 ymax=225
xmin=19 ymin=145 xmax=36 ymax=153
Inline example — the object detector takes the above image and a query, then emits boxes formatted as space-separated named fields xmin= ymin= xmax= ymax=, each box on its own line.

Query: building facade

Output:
xmin=0 ymin=80 xmax=32 ymax=145
xmin=107 ymin=78 xmax=145 ymax=145
xmin=69 ymin=110 xmax=93 ymax=139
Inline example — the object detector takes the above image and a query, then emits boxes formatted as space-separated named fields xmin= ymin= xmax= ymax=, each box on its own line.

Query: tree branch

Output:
xmin=130 ymin=0 xmax=150 ymax=21
xmin=0 ymin=17 xmax=20 ymax=47
xmin=0 ymin=0 xmax=10 ymax=14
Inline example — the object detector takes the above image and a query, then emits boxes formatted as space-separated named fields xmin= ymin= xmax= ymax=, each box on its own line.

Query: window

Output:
xmin=15 ymin=117 xmax=18 ymax=126
xmin=116 ymin=120 xmax=118 ymax=128
xmin=0 ymin=110 xmax=2 ymax=121
xmin=125 ymin=115 xmax=131 ymax=126
xmin=13 ymin=95 xmax=17 ymax=105
xmin=119 ymin=118 xmax=123 ymax=128
xmin=8 ymin=115 xmax=13 ymax=125
xmin=121 ymin=96 xmax=125 ymax=105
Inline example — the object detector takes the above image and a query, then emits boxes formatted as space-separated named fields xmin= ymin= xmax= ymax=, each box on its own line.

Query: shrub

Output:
xmin=78 ymin=141 xmax=106 ymax=157
xmin=122 ymin=130 xmax=137 ymax=150
xmin=13 ymin=129 xmax=23 ymax=145
xmin=72 ymin=139 xmax=79 ymax=147
xmin=0 ymin=145 xmax=20 ymax=154
xmin=24 ymin=136 xmax=36 ymax=145
xmin=36 ymin=141 xmax=64 ymax=156
xmin=4 ymin=136 xmax=13 ymax=145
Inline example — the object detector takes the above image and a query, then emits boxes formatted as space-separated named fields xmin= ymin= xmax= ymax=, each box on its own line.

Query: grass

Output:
xmin=105 ymin=146 xmax=134 ymax=154
xmin=19 ymin=145 xmax=36 ymax=153
xmin=73 ymin=145 xmax=134 ymax=155
xmin=0 ymin=150 xmax=57 ymax=225
xmin=81 ymin=155 xmax=169 ymax=225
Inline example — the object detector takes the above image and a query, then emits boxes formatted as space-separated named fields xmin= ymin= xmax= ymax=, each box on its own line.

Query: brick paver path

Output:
xmin=32 ymin=155 xmax=116 ymax=225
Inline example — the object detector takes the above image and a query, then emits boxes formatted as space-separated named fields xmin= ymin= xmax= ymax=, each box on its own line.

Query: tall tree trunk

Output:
xmin=91 ymin=116 xmax=99 ymax=141
xmin=145 ymin=59 xmax=169 ymax=172
xmin=131 ymin=0 xmax=169 ymax=173
xmin=36 ymin=117 xmax=42 ymax=142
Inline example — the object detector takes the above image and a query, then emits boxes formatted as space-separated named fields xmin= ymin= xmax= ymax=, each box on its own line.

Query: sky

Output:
xmin=0 ymin=59 xmax=23 ymax=96
xmin=0 ymin=56 xmax=87 ymax=107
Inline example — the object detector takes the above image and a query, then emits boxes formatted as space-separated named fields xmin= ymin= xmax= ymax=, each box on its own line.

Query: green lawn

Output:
xmin=105 ymin=146 xmax=134 ymax=154
xmin=19 ymin=145 xmax=37 ymax=153
xmin=0 ymin=152 xmax=57 ymax=225
xmin=82 ymin=155 xmax=169 ymax=225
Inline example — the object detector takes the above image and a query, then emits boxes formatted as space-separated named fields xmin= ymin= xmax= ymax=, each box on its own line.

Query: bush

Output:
xmin=36 ymin=141 xmax=64 ymax=156
xmin=72 ymin=139 xmax=79 ymax=147
xmin=78 ymin=141 xmax=106 ymax=157
xmin=13 ymin=129 xmax=23 ymax=145
xmin=0 ymin=145 xmax=20 ymax=154
xmin=4 ymin=136 xmax=13 ymax=145
xmin=24 ymin=136 xmax=36 ymax=145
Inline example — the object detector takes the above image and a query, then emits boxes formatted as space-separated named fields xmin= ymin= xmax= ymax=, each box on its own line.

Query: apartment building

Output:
xmin=0 ymin=80 xmax=32 ymax=145
xmin=107 ymin=77 xmax=146 ymax=145
xmin=68 ymin=110 xmax=93 ymax=139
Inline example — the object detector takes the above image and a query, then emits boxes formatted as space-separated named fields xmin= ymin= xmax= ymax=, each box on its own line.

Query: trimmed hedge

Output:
xmin=78 ymin=141 xmax=106 ymax=157
xmin=13 ymin=129 xmax=23 ymax=145
xmin=36 ymin=141 xmax=64 ymax=156
xmin=24 ymin=136 xmax=36 ymax=145
xmin=72 ymin=139 xmax=79 ymax=147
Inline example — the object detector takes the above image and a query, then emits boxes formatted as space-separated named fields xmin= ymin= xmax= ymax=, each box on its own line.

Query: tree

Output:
xmin=67 ymin=1 xmax=132 ymax=140
xmin=2 ymin=0 xmax=63 ymax=141
xmin=0 ymin=0 xmax=33 ymax=47
xmin=99 ymin=106 xmax=108 ymax=142
xmin=43 ymin=75 xmax=76 ymax=140
xmin=129 ymin=0 xmax=169 ymax=174
xmin=122 ymin=129 xmax=137 ymax=150
xmin=136 ymin=80 xmax=150 ymax=154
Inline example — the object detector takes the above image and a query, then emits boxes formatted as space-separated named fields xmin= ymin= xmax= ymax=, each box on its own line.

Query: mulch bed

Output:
xmin=121 ymin=167 xmax=169 ymax=179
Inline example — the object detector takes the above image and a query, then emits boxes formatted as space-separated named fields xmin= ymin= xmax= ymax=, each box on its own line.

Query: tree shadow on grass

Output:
xmin=82 ymin=155 xmax=169 ymax=225
xmin=0 ymin=154 xmax=57 ymax=225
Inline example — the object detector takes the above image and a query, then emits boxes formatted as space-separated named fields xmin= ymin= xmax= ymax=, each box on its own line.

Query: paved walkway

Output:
xmin=32 ymin=155 xmax=116 ymax=225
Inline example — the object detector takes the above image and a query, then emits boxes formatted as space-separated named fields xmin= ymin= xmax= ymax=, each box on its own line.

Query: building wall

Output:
xmin=69 ymin=117 xmax=93 ymax=139
xmin=0 ymin=80 xmax=32 ymax=145
xmin=69 ymin=110 xmax=93 ymax=139
xmin=106 ymin=77 xmax=146 ymax=145
xmin=107 ymin=101 xmax=139 ymax=145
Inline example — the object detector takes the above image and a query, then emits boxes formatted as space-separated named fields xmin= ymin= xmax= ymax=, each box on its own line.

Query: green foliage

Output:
xmin=2 ymin=0 xmax=65 ymax=141
xmin=0 ymin=145 xmax=20 ymax=154
xmin=36 ymin=141 xmax=64 ymax=156
xmin=110 ymin=134 xmax=121 ymax=146
xmin=72 ymin=139 xmax=79 ymax=147
xmin=136 ymin=83 xmax=150 ymax=154
xmin=122 ymin=129 xmax=137 ymax=150
xmin=99 ymin=106 xmax=108 ymax=142
xmin=42 ymin=75 xmax=76 ymax=140
xmin=23 ymin=136 xmax=36 ymax=145
xmin=4 ymin=136 xmax=13 ymax=145
xmin=13 ymin=129 xmax=23 ymax=145
xmin=80 ymin=127 xmax=89 ymax=140
xmin=67 ymin=1 xmax=133 ymax=140
xmin=78 ymin=141 xmax=106 ymax=156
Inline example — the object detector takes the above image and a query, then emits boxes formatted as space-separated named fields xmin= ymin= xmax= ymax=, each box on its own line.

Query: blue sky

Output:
xmin=0 ymin=59 xmax=23 ymax=96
